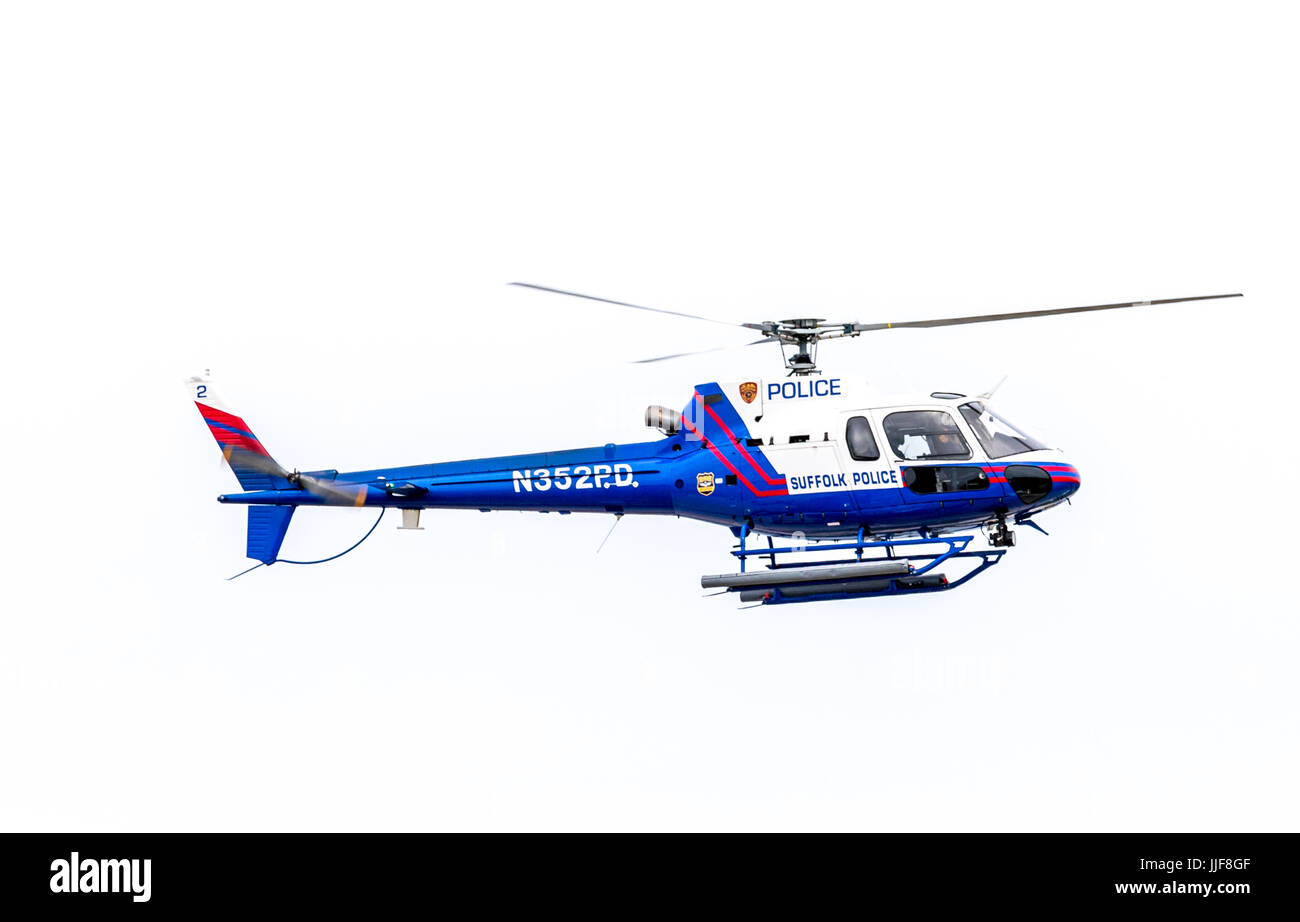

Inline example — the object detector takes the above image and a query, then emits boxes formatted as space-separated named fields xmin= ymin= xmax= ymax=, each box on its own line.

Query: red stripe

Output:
xmin=197 ymin=401 xmax=270 ymax=456
xmin=681 ymin=417 xmax=789 ymax=497
xmin=197 ymin=402 xmax=252 ymax=431
xmin=697 ymin=394 xmax=787 ymax=487
xmin=985 ymin=464 xmax=1078 ymax=473
xmin=212 ymin=430 xmax=269 ymax=456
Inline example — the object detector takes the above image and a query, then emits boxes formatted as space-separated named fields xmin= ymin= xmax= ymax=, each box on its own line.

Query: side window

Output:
xmin=882 ymin=410 xmax=972 ymax=461
xmin=846 ymin=416 xmax=879 ymax=461
xmin=903 ymin=466 xmax=989 ymax=494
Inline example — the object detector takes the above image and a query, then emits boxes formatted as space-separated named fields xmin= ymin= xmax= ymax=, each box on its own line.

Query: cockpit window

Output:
xmin=846 ymin=416 xmax=880 ymax=461
xmin=882 ymin=410 xmax=971 ymax=461
xmin=959 ymin=401 xmax=1048 ymax=459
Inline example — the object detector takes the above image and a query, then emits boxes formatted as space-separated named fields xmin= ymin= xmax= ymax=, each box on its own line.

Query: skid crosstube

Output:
xmin=704 ymin=529 xmax=1006 ymax=605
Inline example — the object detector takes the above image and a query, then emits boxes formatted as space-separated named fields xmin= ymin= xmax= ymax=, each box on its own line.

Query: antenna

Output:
xmin=980 ymin=376 xmax=1008 ymax=400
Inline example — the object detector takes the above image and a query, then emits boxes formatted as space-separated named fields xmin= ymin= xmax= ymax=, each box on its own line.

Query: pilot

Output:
xmin=934 ymin=431 xmax=961 ymax=456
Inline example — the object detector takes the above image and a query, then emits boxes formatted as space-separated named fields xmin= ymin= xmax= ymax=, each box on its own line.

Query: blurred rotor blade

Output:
xmin=299 ymin=474 xmax=368 ymax=506
xmin=630 ymin=338 xmax=771 ymax=365
xmin=854 ymin=293 xmax=1242 ymax=332
xmin=510 ymin=282 xmax=749 ymax=328
xmin=223 ymin=448 xmax=364 ymax=505
xmin=222 ymin=447 xmax=290 ymax=480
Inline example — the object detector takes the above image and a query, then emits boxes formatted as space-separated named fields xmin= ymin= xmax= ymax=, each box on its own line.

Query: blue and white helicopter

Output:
xmin=192 ymin=285 xmax=1240 ymax=604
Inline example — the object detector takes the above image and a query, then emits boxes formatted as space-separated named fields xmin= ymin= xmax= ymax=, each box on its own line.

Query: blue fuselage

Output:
xmin=218 ymin=430 xmax=1080 ymax=539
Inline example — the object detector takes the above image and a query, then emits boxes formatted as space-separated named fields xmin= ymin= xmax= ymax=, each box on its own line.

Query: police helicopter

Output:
xmin=191 ymin=286 xmax=1241 ymax=604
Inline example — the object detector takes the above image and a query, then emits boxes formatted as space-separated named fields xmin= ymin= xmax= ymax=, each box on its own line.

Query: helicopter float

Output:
xmin=191 ymin=286 xmax=1241 ymax=604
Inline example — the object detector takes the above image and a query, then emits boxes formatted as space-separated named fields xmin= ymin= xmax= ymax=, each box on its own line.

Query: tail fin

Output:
xmin=186 ymin=373 xmax=283 ymax=491
xmin=188 ymin=373 xmax=299 ymax=566
xmin=247 ymin=505 xmax=295 ymax=564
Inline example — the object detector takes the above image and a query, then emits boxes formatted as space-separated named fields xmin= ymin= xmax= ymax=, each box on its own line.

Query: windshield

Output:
xmin=959 ymin=401 xmax=1048 ymax=458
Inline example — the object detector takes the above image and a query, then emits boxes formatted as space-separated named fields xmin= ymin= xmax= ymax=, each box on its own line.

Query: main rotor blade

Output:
xmin=854 ymin=293 xmax=1242 ymax=332
xmin=509 ymin=282 xmax=748 ymax=329
xmin=630 ymin=339 xmax=771 ymax=365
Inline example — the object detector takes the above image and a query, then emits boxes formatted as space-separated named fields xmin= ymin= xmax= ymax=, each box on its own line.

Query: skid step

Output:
xmin=701 ymin=559 xmax=911 ymax=590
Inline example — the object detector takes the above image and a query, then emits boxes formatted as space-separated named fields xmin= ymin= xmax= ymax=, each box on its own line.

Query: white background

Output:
xmin=2 ymin=2 xmax=1296 ymax=831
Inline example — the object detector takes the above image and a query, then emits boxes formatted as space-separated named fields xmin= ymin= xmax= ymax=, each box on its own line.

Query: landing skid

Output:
xmin=702 ymin=527 xmax=1007 ymax=605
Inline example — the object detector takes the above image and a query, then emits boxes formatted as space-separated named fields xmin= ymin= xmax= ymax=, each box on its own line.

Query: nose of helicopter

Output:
xmin=1045 ymin=462 xmax=1081 ymax=499
xmin=995 ymin=460 xmax=1081 ymax=506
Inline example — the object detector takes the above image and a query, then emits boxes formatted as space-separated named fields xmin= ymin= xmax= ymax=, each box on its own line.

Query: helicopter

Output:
xmin=191 ymin=286 xmax=1241 ymax=604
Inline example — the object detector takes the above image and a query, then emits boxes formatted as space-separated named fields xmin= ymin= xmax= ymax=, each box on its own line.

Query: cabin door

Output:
xmin=837 ymin=411 xmax=904 ymax=518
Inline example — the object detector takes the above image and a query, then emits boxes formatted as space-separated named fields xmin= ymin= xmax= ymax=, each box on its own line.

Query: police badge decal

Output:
xmin=739 ymin=381 xmax=758 ymax=404
xmin=696 ymin=472 xmax=716 ymax=496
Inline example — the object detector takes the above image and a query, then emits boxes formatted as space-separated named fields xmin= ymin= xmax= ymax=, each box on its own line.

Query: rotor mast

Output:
xmin=743 ymin=317 xmax=864 ymax=375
